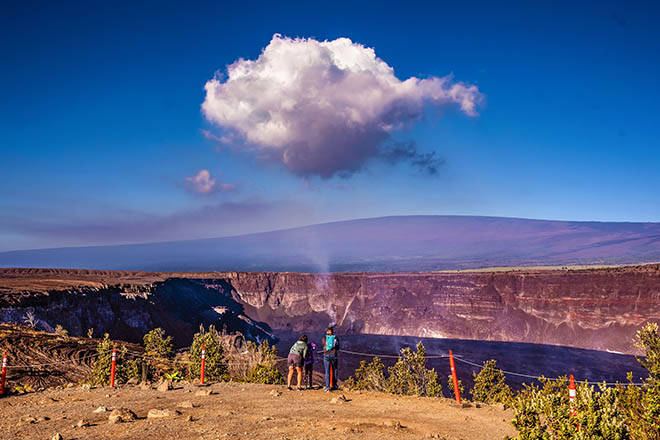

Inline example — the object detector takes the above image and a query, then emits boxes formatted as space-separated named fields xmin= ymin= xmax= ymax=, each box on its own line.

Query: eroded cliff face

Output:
xmin=217 ymin=265 xmax=660 ymax=353
xmin=0 ymin=277 xmax=274 ymax=346
xmin=1 ymin=265 xmax=659 ymax=353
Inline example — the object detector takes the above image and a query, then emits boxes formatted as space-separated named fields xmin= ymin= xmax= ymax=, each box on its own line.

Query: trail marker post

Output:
xmin=449 ymin=350 xmax=461 ymax=404
xmin=110 ymin=345 xmax=117 ymax=387
xmin=329 ymin=363 xmax=334 ymax=389
xmin=200 ymin=343 xmax=206 ymax=384
xmin=1 ymin=350 xmax=7 ymax=396
xmin=569 ymin=374 xmax=576 ymax=416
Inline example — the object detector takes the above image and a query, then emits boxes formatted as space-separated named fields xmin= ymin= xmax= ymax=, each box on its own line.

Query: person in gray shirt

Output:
xmin=287 ymin=335 xmax=308 ymax=390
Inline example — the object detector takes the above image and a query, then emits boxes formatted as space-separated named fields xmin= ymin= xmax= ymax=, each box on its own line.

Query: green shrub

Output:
xmin=626 ymin=322 xmax=660 ymax=439
xmin=507 ymin=323 xmax=660 ymax=440
xmin=470 ymin=359 xmax=513 ymax=404
xmin=165 ymin=371 xmax=182 ymax=382
xmin=246 ymin=362 xmax=284 ymax=384
xmin=447 ymin=374 xmax=465 ymax=400
xmin=242 ymin=340 xmax=283 ymax=384
xmin=344 ymin=357 xmax=388 ymax=391
xmin=509 ymin=378 xmax=634 ymax=439
xmin=508 ymin=377 xmax=577 ymax=440
xmin=187 ymin=325 xmax=227 ymax=381
xmin=87 ymin=333 xmax=139 ymax=385
xmin=143 ymin=328 xmax=173 ymax=359
xmin=387 ymin=342 xmax=442 ymax=397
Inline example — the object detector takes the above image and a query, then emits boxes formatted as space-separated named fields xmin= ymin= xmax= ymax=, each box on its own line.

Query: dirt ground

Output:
xmin=0 ymin=381 xmax=516 ymax=440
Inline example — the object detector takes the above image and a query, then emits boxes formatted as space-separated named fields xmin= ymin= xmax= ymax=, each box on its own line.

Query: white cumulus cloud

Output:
xmin=202 ymin=34 xmax=483 ymax=178
xmin=185 ymin=169 xmax=237 ymax=195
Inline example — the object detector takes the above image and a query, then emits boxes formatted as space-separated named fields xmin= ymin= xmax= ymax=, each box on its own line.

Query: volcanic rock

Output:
xmin=157 ymin=380 xmax=172 ymax=392
xmin=108 ymin=408 xmax=136 ymax=423
xmin=177 ymin=400 xmax=196 ymax=408
xmin=147 ymin=409 xmax=180 ymax=419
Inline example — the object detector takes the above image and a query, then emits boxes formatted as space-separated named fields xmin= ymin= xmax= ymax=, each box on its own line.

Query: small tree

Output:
xmin=143 ymin=328 xmax=173 ymax=359
xmin=447 ymin=375 xmax=465 ymax=400
xmin=187 ymin=325 xmax=227 ymax=381
xmin=87 ymin=334 xmax=139 ymax=385
xmin=141 ymin=328 xmax=176 ymax=381
xmin=471 ymin=360 xmax=513 ymax=404
xmin=244 ymin=340 xmax=283 ymax=384
xmin=387 ymin=342 xmax=442 ymax=397
xmin=87 ymin=328 xmax=94 ymax=338
xmin=344 ymin=357 xmax=388 ymax=391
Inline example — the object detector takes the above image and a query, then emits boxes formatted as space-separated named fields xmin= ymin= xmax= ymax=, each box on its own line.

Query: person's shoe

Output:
xmin=287 ymin=386 xmax=293 ymax=391
xmin=323 ymin=387 xmax=330 ymax=392
xmin=297 ymin=387 xmax=304 ymax=391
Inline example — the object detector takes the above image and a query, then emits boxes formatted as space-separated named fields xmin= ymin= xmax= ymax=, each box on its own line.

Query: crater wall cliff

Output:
xmin=1 ymin=265 xmax=659 ymax=353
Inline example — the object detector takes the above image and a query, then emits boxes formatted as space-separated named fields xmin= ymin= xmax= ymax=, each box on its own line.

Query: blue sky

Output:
xmin=1 ymin=0 xmax=659 ymax=251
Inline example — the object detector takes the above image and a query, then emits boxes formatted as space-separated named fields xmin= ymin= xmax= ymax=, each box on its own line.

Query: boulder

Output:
xmin=108 ymin=408 xmax=136 ymax=424
xmin=330 ymin=394 xmax=351 ymax=404
xmin=147 ymin=409 xmax=180 ymax=419
xmin=177 ymin=400 xmax=196 ymax=408
xmin=195 ymin=389 xmax=215 ymax=396
xmin=76 ymin=419 xmax=91 ymax=428
xmin=157 ymin=380 xmax=173 ymax=392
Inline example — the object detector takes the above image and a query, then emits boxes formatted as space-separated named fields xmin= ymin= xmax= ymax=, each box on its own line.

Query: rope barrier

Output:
xmin=339 ymin=348 xmax=450 ymax=359
xmin=332 ymin=348 xmax=647 ymax=387
xmin=6 ymin=353 xmax=99 ymax=369
xmin=452 ymin=356 xmax=646 ymax=386
xmin=0 ymin=344 xmax=647 ymax=389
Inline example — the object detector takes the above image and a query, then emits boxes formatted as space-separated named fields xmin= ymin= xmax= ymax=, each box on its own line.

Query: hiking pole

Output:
xmin=449 ymin=350 xmax=461 ymax=404
xmin=110 ymin=345 xmax=117 ymax=387
xmin=1 ymin=350 xmax=7 ymax=396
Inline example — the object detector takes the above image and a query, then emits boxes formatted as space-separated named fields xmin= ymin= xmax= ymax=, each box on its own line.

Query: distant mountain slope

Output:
xmin=1 ymin=216 xmax=660 ymax=272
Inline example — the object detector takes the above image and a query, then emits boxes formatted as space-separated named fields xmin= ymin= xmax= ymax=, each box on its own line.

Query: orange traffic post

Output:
xmin=110 ymin=345 xmax=117 ymax=387
xmin=449 ymin=350 xmax=461 ymax=404
xmin=200 ymin=343 xmax=206 ymax=384
xmin=329 ymin=363 xmax=334 ymax=389
xmin=1 ymin=350 xmax=7 ymax=396
xmin=568 ymin=374 xmax=576 ymax=416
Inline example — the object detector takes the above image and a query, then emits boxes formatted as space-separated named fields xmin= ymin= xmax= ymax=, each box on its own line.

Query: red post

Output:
xmin=449 ymin=350 xmax=461 ymax=404
xmin=568 ymin=374 xmax=576 ymax=416
xmin=1 ymin=350 xmax=8 ymax=396
xmin=200 ymin=343 xmax=206 ymax=384
xmin=329 ymin=363 xmax=334 ymax=389
xmin=110 ymin=345 xmax=117 ymax=387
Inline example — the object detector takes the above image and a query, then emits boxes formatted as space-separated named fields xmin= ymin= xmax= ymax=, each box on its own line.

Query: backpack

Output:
xmin=325 ymin=335 xmax=336 ymax=351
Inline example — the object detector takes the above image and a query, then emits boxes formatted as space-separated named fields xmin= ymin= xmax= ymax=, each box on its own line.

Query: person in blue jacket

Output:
xmin=321 ymin=327 xmax=339 ymax=391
